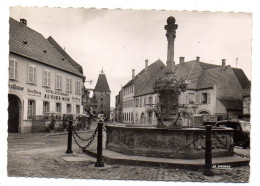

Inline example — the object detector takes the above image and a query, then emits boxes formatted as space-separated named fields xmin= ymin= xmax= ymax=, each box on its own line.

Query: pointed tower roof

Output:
xmin=94 ymin=70 xmax=111 ymax=92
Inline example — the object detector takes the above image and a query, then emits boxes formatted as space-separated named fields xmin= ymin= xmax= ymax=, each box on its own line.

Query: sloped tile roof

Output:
xmin=232 ymin=68 xmax=251 ymax=89
xmin=94 ymin=73 xmax=111 ymax=92
xmin=218 ymin=98 xmax=243 ymax=110
xmin=174 ymin=61 xmax=250 ymax=90
xmin=132 ymin=59 xmax=250 ymax=97
xmin=134 ymin=59 xmax=166 ymax=96
xmin=9 ymin=17 xmax=84 ymax=78
xmin=47 ymin=36 xmax=84 ymax=74
xmin=196 ymin=66 xmax=223 ymax=89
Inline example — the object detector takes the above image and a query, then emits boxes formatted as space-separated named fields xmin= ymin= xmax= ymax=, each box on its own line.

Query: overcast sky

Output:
xmin=10 ymin=7 xmax=252 ymax=107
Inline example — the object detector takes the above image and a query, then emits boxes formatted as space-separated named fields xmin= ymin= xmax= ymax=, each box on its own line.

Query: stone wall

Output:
xmin=106 ymin=125 xmax=234 ymax=159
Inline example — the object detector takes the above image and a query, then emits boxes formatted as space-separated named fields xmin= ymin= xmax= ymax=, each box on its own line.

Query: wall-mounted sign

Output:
xmin=46 ymin=89 xmax=69 ymax=97
xmin=44 ymin=89 xmax=70 ymax=102
xmin=27 ymin=88 xmax=41 ymax=97
xmin=9 ymin=83 xmax=24 ymax=91
xmin=72 ymin=96 xmax=81 ymax=102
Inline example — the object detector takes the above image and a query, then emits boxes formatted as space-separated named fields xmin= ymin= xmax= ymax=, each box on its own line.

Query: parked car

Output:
xmin=215 ymin=120 xmax=250 ymax=148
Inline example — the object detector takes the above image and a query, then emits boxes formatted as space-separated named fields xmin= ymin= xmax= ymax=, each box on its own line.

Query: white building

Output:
xmin=120 ymin=57 xmax=250 ymax=125
xmin=8 ymin=18 xmax=85 ymax=133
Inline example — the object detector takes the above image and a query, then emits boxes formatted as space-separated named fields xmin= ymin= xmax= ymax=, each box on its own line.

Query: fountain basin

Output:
xmin=105 ymin=125 xmax=234 ymax=159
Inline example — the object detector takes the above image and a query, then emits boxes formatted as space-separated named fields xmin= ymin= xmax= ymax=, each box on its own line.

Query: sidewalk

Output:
xmin=82 ymin=146 xmax=250 ymax=170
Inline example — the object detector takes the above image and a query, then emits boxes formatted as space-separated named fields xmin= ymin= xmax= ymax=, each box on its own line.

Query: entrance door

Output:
xmin=8 ymin=94 xmax=21 ymax=133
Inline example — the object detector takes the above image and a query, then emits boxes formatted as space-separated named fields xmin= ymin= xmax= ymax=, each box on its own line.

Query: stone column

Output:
xmin=165 ymin=16 xmax=178 ymax=72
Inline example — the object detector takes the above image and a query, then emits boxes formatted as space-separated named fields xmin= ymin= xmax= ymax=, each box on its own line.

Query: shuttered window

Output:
xmin=56 ymin=74 xmax=62 ymax=90
xmin=196 ymin=93 xmax=201 ymax=104
xmin=144 ymin=97 xmax=147 ymax=107
xmin=9 ymin=59 xmax=17 ymax=80
xmin=136 ymin=99 xmax=139 ymax=107
xmin=189 ymin=93 xmax=195 ymax=104
xmin=75 ymin=80 xmax=81 ymax=94
xmin=185 ymin=92 xmax=189 ymax=104
xmin=66 ymin=77 xmax=72 ymax=92
xmin=28 ymin=65 xmax=37 ymax=84
xmin=43 ymin=70 xmax=51 ymax=87
xmin=139 ymin=98 xmax=143 ymax=107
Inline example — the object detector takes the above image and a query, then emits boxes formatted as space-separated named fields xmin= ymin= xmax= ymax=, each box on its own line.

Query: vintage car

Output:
xmin=215 ymin=120 xmax=250 ymax=148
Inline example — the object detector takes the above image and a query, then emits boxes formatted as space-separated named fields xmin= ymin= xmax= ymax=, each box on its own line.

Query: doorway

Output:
xmin=8 ymin=94 xmax=21 ymax=133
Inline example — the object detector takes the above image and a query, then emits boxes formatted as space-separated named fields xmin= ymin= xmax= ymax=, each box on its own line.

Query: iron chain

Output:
xmin=73 ymin=127 xmax=98 ymax=141
xmin=72 ymin=126 xmax=98 ymax=150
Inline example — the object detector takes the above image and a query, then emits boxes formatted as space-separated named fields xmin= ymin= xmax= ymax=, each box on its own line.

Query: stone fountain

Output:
xmin=105 ymin=16 xmax=234 ymax=159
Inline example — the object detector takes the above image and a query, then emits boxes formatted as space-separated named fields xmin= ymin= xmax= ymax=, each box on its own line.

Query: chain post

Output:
xmin=95 ymin=112 xmax=105 ymax=167
xmin=204 ymin=125 xmax=213 ymax=176
xmin=95 ymin=121 xmax=104 ymax=167
xmin=66 ymin=114 xmax=73 ymax=154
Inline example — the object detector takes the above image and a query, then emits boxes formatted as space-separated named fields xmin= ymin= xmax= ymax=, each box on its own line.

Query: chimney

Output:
xmin=179 ymin=56 xmax=185 ymax=64
xmin=145 ymin=59 xmax=148 ymax=72
xmin=132 ymin=69 xmax=135 ymax=79
xmin=20 ymin=19 xmax=27 ymax=26
xmin=196 ymin=56 xmax=200 ymax=62
xmin=222 ymin=59 xmax=226 ymax=69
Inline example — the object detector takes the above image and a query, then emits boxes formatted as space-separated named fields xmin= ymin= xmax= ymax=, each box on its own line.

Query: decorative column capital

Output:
xmin=165 ymin=16 xmax=178 ymax=41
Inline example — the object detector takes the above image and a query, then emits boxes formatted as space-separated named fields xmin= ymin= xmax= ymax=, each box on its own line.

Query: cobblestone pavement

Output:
xmin=7 ymin=128 xmax=250 ymax=183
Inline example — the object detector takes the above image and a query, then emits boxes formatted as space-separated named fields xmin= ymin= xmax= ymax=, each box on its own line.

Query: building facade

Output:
xmin=8 ymin=18 xmax=85 ymax=133
xmin=119 ymin=57 xmax=250 ymax=125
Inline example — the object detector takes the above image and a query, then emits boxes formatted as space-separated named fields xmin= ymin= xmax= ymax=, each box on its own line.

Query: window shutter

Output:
xmin=48 ymin=71 xmax=51 ymax=87
xmin=70 ymin=78 xmax=72 ymax=92
xmin=66 ymin=77 xmax=69 ymax=91
xmin=43 ymin=70 xmax=47 ymax=86
xmin=15 ymin=61 xmax=17 ymax=79
xmin=9 ymin=60 xmax=14 ymax=79
xmin=207 ymin=93 xmax=211 ymax=104
xmin=196 ymin=93 xmax=201 ymax=104
xmin=185 ymin=93 xmax=188 ymax=104
xmin=33 ymin=67 xmax=37 ymax=84
xmin=180 ymin=93 xmax=184 ymax=104
xmin=60 ymin=75 xmax=62 ymax=89
xmin=56 ymin=75 xmax=58 ymax=89
xmin=28 ymin=65 xmax=33 ymax=83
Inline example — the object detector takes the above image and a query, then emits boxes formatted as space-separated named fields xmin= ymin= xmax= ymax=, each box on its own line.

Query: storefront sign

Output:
xmin=72 ymin=96 xmax=81 ymax=102
xmin=27 ymin=88 xmax=41 ymax=97
xmin=44 ymin=89 xmax=70 ymax=102
xmin=46 ymin=89 xmax=69 ymax=97
xmin=9 ymin=83 xmax=24 ymax=91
